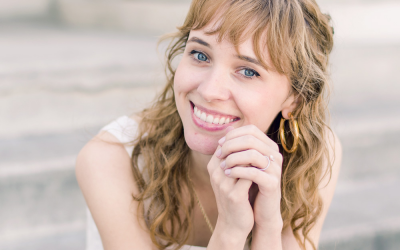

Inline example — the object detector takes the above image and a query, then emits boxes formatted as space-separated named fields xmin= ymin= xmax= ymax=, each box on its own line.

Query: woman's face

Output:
xmin=174 ymin=26 xmax=297 ymax=155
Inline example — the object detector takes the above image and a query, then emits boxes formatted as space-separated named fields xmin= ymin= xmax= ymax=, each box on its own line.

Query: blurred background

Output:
xmin=0 ymin=0 xmax=399 ymax=249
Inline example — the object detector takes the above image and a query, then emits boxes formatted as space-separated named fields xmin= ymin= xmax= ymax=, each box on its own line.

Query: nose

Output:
xmin=197 ymin=68 xmax=231 ymax=102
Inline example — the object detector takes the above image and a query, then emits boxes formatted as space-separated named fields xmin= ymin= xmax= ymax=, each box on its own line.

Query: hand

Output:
xmin=217 ymin=125 xmax=284 ymax=231
xmin=207 ymin=127 xmax=255 ymax=237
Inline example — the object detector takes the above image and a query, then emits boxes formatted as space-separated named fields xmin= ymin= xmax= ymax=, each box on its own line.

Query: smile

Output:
xmin=194 ymin=106 xmax=239 ymax=125
xmin=190 ymin=101 xmax=240 ymax=131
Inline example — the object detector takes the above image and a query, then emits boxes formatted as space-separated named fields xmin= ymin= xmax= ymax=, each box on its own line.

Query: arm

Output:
xmin=76 ymin=131 xmax=155 ymax=250
xmin=253 ymin=131 xmax=343 ymax=250
xmin=218 ymin=126 xmax=342 ymax=250
xmin=213 ymin=125 xmax=285 ymax=249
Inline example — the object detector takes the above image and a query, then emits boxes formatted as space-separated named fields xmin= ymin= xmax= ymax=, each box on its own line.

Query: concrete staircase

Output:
xmin=1 ymin=1 xmax=400 ymax=249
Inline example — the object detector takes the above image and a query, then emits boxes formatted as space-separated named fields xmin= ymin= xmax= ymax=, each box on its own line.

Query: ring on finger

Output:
xmin=270 ymin=154 xmax=274 ymax=162
xmin=259 ymin=155 xmax=271 ymax=171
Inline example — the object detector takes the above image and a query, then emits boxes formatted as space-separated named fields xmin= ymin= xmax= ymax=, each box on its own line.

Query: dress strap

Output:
xmin=100 ymin=116 xmax=138 ymax=157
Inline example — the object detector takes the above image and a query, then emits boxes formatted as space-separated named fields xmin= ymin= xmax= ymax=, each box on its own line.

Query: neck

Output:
xmin=188 ymin=149 xmax=213 ymax=188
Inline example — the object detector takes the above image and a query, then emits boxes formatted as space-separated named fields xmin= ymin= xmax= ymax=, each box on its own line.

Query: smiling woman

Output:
xmin=75 ymin=0 xmax=341 ymax=250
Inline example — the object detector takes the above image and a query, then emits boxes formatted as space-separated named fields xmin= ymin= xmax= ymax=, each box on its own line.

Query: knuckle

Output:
xmin=227 ymin=192 xmax=240 ymax=204
xmin=265 ymin=177 xmax=280 ymax=192
xmin=245 ymin=134 xmax=256 ymax=145
xmin=220 ymin=182 xmax=230 ymax=194
xmin=210 ymin=172 xmax=219 ymax=184
xmin=207 ymin=162 xmax=212 ymax=172
xmin=223 ymin=141 xmax=232 ymax=154
xmin=277 ymin=153 xmax=283 ymax=163
xmin=225 ymin=155 xmax=235 ymax=168
xmin=249 ymin=124 xmax=259 ymax=133
xmin=248 ymin=167 xmax=259 ymax=179
xmin=248 ymin=149 xmax=258 ymax=159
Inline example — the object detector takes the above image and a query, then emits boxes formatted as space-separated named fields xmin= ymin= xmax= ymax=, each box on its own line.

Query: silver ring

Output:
xmin=259 ymin=156 xmax=271 ymax=171
xmin=270 ymin=154 xmax=274 ymax=162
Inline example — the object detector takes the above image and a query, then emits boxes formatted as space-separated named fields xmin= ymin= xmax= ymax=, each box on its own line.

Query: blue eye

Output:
xmin=238 ymin=68 xmax=260 ymax=78
xmin=196 ymin=52 xmax=207 ymax=61
xmin=190 ymin=50 xmax=209 ymax=62
xmin=244 ymin=69 xmax=255 ymax=77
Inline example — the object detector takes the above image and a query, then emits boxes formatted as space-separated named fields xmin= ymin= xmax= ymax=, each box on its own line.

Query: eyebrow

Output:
xmin=236 ymin=55 xmax=262 ymax=67
xmin=187 ymin=37 xmax=211 ymax=48
xmin=188 ymin=36 xmax=265 ymax=69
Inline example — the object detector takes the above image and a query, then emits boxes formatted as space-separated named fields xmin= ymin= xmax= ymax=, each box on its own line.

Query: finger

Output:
xmin=225 ymin=167 xmax=281 ymax=194
xmin=210 ymin=160 xmax=237 ymax=192
xmin=231 ymin=178 xmax=253 ymax=200
xmin=218 ymin=135 xmax=283 ymax=165
xmin=219 ymin=125 xmax=279 ymax=152
xmin=221 ymin=149 xmax=269 ymax=170
xmin=209 ymin=145 xmax=223 ymax=174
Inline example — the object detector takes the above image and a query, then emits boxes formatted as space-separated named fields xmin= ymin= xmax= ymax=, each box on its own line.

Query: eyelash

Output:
xmin=189 ymin=50 xmax=209 ymax=63
xmin=238 ymin=68 xmax=260 ymax=79
xmin=188 ymin=49 xmax=260 ymax=79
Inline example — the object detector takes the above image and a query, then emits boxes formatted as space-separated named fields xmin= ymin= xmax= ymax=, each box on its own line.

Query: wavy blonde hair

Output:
xmin=131 ymin=0 xmax=334 ymax=249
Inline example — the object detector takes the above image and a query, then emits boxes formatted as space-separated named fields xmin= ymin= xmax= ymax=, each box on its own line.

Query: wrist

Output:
xmin=254 ymin=216 xmax=283 ymax=233
xmin=251 ymin=221 xmax=283 ymax=250
xmin=207 ymin=219 xmax=248 ymax=250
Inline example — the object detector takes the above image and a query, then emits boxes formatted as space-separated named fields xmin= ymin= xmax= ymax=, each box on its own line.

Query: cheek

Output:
xmin=235 ymin=89 xmax=281 ymax=131
xmin=174 ymin=62 xmax=200 ymax=94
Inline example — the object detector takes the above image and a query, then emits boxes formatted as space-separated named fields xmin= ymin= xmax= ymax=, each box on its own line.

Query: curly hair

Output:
xmin=130 ymin=0 xmax=334 ymax=249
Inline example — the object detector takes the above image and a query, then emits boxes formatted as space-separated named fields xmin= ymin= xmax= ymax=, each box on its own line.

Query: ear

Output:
xmin=281 ymin=93 xmax=302 ymax=119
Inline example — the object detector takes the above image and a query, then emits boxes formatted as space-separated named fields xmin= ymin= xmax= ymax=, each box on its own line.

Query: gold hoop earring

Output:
xmin=279 ymin=112 xmax=299 ymax=153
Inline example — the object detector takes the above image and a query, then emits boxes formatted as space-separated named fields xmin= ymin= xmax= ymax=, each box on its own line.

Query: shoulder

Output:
xmin=310 ymin=129 xmax=342 ymax=245
xmin=76 ymin=130 xmax=133 ymax=189
xmin=76 ymin=130 xmax=154 ymax=249
xmin=322 ymin=128 xmax=342 ymax=191
xmin=281 ymin=129 xmax=342 ymax=249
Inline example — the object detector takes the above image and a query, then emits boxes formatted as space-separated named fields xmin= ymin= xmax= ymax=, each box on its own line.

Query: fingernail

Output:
xmin=216 ymin=148 xmax=221 ymax=157
xmin=225 ymin=169 xmax=231 ymax=175
xmin=220 ymin=160 xmax=226 ymax=169
xmin=218 ymin=137 xmax=226 ymax=145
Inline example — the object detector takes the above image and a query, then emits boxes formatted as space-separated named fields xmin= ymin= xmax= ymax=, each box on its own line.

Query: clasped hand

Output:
xmin=207 ymin=125 xmax=284 ymax=236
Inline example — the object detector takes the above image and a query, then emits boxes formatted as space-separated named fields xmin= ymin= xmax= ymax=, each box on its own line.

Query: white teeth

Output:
xmin=200 ymin=112 xmax=207 ymax=121
xmin=193 ymin=105 xmax=237 ymax=124
xmin=196 ymin=109 xmax=201 ymax=118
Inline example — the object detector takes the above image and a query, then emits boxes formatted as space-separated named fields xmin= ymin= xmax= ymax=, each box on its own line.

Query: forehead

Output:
xmin=187 ymin=0 xmax=276 ymax=70
xmin=188 ymin=28 xmax=256 ymax=55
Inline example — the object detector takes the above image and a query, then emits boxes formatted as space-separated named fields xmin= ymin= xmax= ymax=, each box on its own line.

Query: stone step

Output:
xmin=0 ymin=0 xmax=52 ymax=21
xmin=1 ymin=126 xmax=399 ymax=248
xmin=56 ymin=0 xmax=192 ymax=36
xmin=1 ymin=172 xmax=399 ymax=249
xmin=53 ymin=0 xmax=400 ymax=43
xmin=321 ymin=177 xmax=400 ymax=250
xmin=0 ymin=23 xmax=163 ymax=94
xmin=0 ymin=168 xmax=86 ymax=245
xmin=1 ymin=22 xmax=400 ymax=139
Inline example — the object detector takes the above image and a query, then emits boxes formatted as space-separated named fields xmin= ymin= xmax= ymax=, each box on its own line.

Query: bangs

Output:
xmin=177 ymin=0 xmax=333 ymax=103
xmin=180 ymin=0 xmax=295 ymax=73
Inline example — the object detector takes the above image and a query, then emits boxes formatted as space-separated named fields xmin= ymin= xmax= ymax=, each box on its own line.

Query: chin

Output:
xmin=183 ymin=128 xmax=219 ymax=155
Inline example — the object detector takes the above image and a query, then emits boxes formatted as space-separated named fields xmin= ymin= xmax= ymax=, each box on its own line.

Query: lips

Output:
xmin=190 ymin=101 xmax=240 ymax=130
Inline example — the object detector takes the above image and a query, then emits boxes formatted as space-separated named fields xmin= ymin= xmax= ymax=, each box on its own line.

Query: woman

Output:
xmin=76 ymin=0 xmax=342 ymax=249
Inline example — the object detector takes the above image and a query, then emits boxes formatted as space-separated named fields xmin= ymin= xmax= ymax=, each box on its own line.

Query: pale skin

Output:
xmin=76 ymin=22 xmax=342 ymax=250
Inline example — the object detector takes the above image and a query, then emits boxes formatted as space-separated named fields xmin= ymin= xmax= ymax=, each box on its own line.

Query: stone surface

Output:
xmin=1 ymin=1 xmax=399 ymax=249
xmin=56 ymin=0 xmax=191 ymax=36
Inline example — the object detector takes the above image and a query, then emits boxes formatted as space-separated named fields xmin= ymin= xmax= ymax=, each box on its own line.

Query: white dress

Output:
xmin=85 ymin=116 xmax=249 ymax=250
